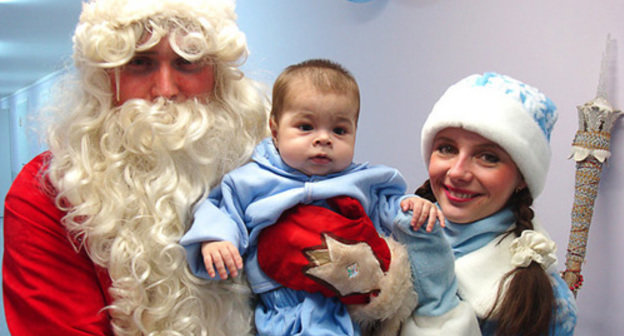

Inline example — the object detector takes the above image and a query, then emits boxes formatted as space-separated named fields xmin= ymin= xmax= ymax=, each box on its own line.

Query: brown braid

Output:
xmin=414 ymin=179 xmax=436 ymax=202
xmin=486 ymin=188 xmax=556 ymax=336
xmin=415 ymin=181 xmax=556 ymax=335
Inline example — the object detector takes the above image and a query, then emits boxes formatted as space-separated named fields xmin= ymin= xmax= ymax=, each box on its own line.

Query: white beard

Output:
xmin=53 ymin=98 xmax=258 ymax=335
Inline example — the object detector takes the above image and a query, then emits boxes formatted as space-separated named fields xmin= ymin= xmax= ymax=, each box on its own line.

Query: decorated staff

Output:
xmin=563 ymin=35 xmax=621 ymax=296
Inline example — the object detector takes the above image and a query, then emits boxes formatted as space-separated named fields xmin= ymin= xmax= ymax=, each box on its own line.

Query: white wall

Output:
xmin=237 ymin=1 xmax=623 ymax=335
xmin=3 ymin=72 xmax=57 ymax=185
xmin=0 ymin=102 xmax=12 ymax=212
xmin=0 ymin=91 xmax=12 ymax=336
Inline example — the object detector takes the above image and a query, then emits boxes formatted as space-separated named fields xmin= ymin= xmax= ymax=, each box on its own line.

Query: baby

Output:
xmin=181 ymin=59 xmax=447 ymax=335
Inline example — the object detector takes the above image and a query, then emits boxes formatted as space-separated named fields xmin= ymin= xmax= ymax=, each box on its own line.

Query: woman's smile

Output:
xmin=443 ymin=185 xmax=479 ymax=203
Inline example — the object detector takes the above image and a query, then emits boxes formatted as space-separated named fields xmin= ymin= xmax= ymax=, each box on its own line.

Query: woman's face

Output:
xmin=109 ymin=38 xmax=216 ymax=105
xmin=428 ymin=127 xmax=526 ymax=224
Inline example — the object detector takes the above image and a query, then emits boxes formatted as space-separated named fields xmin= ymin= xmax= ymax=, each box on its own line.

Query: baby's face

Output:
xmin=271 ymin=80 xmax=357 ymax=176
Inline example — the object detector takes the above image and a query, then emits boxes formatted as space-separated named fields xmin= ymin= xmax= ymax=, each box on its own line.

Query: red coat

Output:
xmin=3 ymin=153 xmax=113 ymax=335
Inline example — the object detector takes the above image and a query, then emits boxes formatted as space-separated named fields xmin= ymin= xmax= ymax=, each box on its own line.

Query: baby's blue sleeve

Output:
xmin=364 ymin=167 xmax=407 ymax=235
xmin=392 ymin=211 xmax=459 ymax=316
xmin=179 ymin=186 xmax=246 ymax=280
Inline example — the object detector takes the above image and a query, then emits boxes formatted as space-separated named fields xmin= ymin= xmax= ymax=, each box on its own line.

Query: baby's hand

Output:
xmin=201 ymin=241 xmax=243 ymax=279
xmin=400 ymin=196 xmax=445 ymax=232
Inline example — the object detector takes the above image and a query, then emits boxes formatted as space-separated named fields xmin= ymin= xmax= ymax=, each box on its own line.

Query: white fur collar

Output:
xmin=454 ymin=222 xmax=556 ymax=317
xmin=454 ymin=231 xmax=515 ymax=317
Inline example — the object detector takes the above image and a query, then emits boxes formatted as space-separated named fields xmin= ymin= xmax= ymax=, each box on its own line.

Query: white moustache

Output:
xmin=108 ymin=97 xmax=215 ymax=154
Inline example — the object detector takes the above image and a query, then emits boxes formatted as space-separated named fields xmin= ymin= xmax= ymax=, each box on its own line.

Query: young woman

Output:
xmin=401 ymin=73 xmax=577 ymax=336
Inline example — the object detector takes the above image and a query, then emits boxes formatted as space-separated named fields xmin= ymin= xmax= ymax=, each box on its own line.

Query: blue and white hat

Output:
xmin=420 ymin=72 xmax=557 ymax=198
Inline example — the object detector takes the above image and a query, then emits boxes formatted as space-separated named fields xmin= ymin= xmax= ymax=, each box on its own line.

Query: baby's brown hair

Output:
xmin=270 ymin=59 xmax=360 ymax=125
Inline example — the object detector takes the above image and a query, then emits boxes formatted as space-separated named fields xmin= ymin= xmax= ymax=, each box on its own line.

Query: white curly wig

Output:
xmin=43 ymin=0 xmax=269 ymax=334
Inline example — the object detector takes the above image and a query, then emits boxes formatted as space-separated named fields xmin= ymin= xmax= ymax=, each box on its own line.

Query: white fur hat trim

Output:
xmin=420 ymin=83 xmax=551 ymax=198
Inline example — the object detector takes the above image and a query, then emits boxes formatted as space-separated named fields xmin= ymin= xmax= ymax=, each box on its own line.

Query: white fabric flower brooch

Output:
xmin=510 ymin=230 xmax=557 ymax=269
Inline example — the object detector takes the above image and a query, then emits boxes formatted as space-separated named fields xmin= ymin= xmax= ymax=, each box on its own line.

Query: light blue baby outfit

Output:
xmin=181 ymin=138 xmax=456 ymax=335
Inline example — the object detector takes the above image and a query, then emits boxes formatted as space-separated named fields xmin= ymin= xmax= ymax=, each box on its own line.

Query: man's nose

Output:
xmin=151 ymin=64 xmax=180 ymax=101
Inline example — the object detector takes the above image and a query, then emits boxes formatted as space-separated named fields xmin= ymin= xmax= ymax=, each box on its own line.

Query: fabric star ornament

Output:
xmin=305 ymin=234 xmax=385 ymax=296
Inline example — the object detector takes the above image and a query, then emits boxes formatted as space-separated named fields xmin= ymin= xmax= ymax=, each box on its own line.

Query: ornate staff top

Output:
xmin=570 ymin=96 xmax=621 ymax=163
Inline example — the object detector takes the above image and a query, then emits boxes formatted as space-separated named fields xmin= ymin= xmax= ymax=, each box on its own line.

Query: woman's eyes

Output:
xmin=436 ymin=144 xmax=456 ymax=154
xmin=435 ymin=144 xmax=500 ymax=164
xmin=478 ymin=153 xmax=500 ymax=164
